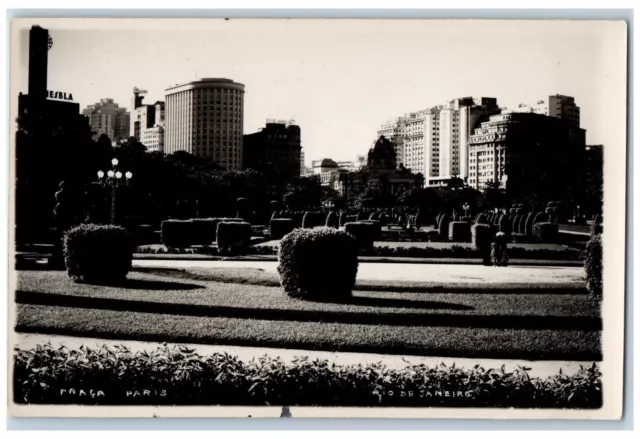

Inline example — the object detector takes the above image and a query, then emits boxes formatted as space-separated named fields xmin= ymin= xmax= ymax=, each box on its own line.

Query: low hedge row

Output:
xmin=13 ymin=344 xmax=602 ymax=408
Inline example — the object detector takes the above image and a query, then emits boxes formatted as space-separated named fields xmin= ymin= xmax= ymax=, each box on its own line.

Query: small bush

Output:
xmin=345 ymin=222 xmax=376 ymax=249
xmin=584 ymin=234 xmax=603 ymax=298
xmin=369 ymin=212 xmax=378 ymax=221
xmin=438 ymin=214 xmax=451 ymax=240
xmin=325 ymin=211 xmax=339 ymax=229
xmin=356 ymin=212 xmax=368 ymax=222
xmin=449 ymin=221 xmax=471 ymax=243
xmin=63 ymin=224 xmax=133 ymax=283
xmin=302 ymin=212 xmax=326 ymax=229
xmin=545 ymin=207 xmax=554 ymax=215
xmin=270 ymin=218 xmax=296 ymax=240
xmin=338 ymin=212 xmax=346 ymax=227
xmin=533 ymin=222 xmax=559 ymax=242
xmin=278 ymin=227 xmax=358 ymax=300
xmin=493 ymin=214 xmax=501 ymax=226
xmin=511 ymin=215 xmax=521 ymax=234
xmin=217 ymin=221 xmax=252 ymax=252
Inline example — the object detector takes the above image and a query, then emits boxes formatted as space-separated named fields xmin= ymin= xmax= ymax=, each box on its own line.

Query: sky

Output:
xmin=12 ymin=18 xmax=627 ymax=165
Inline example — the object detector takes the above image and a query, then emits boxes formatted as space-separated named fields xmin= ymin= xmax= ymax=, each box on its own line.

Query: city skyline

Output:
xmin=12 ymin=19 xmax=625 ymax=164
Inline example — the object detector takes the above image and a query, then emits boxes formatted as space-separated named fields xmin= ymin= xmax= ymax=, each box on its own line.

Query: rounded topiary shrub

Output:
xmin=338 ymin=212 xmax=346 ymax=227
xmin=344 ymin=222 xmax=376 ymax=249
xmin=524 ymin=212 xmax=535 ymax=236
xmin=438 ymin=214 xmax=451 ymax=239
xmin=509 ymin=208 xmax=516 ymax=215
xmin=584 ymin=234 xmax=603 ymax=299
xmin=278 ymin=227 xmax=358 ymax=301
xmin=533 ymin=212 xmax=548 ymax=225
xmin=302 ymin=212 xmax=326 ymax=229
xmin=63 ymin=224 xmax=133 ymax=284
xmin=493 ymin=214 xmax=501 ymax=226
xmin=516 ymin=208 xmax=524 ymax=215
xmin=369 ymin=212 xmax=378 ymax=221
xmin=270 ymin=218 xmax=296 ymax=240
xmin=545 ymin=206 xmax=554 ymax=215
xmin=449 ymin=221 xmax=471 ymax=243
xmin=472 ymin=223 xmax=492 ymax=249
xmin=325 ymin=211 xmax=339 ymax=229
xmin=511 ymin=215 xmax=521 ymax=234
xmin=217 ymin=221 xmax=252 ymax=252
xmin=498 ymin=214 xmax=511 ymax=235
xmin=516 ymin=214 xmax=526 ymax=234
xmin=533 ymin=222 xmax=559 ymax=242
xmin=356 ymin=212 xmax=368 ymax=222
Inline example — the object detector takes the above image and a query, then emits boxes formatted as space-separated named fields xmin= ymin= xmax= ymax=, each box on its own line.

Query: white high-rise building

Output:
xmin=82 ymin=98 xmax=130 ymax=143
xmin=377 ymin=117 xmax=407 ymax=166
xmin=164 ymin=78 xmax=245 ymax=170
xmin=377 ymin=97 xmax=499 ymax=186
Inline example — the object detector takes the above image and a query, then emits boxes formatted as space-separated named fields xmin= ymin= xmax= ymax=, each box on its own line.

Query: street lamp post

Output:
xmin=97 ymin=158 xmax=132 ymax=225
xmin=463 ymin=203 xmax=470 ymax=218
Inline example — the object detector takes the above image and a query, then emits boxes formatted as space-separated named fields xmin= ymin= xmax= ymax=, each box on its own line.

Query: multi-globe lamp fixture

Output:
xmin=97 ymin=158 xmax=132 ymax=224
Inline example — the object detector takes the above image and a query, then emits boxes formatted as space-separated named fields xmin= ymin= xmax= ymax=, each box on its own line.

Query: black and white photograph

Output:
xmin=7 ymin=17 xmax=627 ymax=419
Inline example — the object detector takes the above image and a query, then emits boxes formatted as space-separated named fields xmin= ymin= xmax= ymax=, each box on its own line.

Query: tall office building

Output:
xmin=140 ymin=101 xmax=165 ymax=152
xmin=378 ymin=97 xmax=499 ymax=186
xmin=467 ymin=112 xmax=583 ymax=192
xmin=82 ymin=98 xmax=130 ymax=143
xmin=164 ymin=78 xmax=245 ymax=170
xmin=377 ymin=117 xmax=407 ymax=166
xmin=243 ymin=119 xmax=301 ymax=178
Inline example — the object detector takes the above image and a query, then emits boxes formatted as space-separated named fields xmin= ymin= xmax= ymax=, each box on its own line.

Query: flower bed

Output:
xmin=13 ymin=344 xmax=602 ymax=408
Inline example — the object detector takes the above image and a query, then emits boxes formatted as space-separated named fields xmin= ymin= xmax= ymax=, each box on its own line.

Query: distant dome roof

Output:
xmin=371 ymin=136 xmax=395 ymax=153
xmin=320 ymin=158 xmax=338 ymax=168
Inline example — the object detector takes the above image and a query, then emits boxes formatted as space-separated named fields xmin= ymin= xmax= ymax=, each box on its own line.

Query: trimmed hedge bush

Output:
xmin=369 ymin=212 xmax=378 ymax=221
xmin=270 ymin=218 xmax=296 ymax=240
xmin=533 ymin=212 xmax=548 ymax=225
xmin=524 ymin=212 xmax=535 ymax=236
xmin=498 ymin=214 xmax=511 ymax=235
xmin=13 ymin=343 xmax=602 ymax=408
xmin=345 ymin=222 xmax=376 ymax=249
xmin=533 ymin=222 xmax=559 ymax=243
xmin=161 ymin=219 xmax=213 ymax=247
xmin=584 ymin=234 xmax=603 ymax=298
xmin=338 ymin=212 xmax=346 ymax=227
xmin=217 ymin=221 xmax=252 ymax=252
xmin=278 ymin=227 xmax=358 ymax=300
xmin=438 ymin=214 xmax=451 ymax=240
xmin=361 ymin=220 xmax=382 ymax=240
xmin=471 ymin=224 xmax=493 ymax=249
xmin=448 ymin=221 xmax=471 ymax=243
xmin=161 ymin=218 xmax=245 ymax=248
xmin=63 ymin=224 xmax=133 ymax=283
xmin=325 ymin=211 xmax=339 ymax=229
xmin=356 ymin=212 xmax=368 ymax=222
xmin=302 ymin=212 xmax=327 ymax=229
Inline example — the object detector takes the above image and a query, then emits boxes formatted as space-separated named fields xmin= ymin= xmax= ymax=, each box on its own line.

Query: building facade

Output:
xmin=82 ymin=98 xmax=130 ymax=143
xmin=139 ymin=101 xmax=165 ymax=152
xmin=243 ymin=119 xmax=301 ymax=179
xmin=164 ymin=78 xmax=245 ymax=170
xmin=467 ymin=112 xmax=583 ymax=196
xmin=377 ymin=117 xmax=406 ymax=166
xmin=378 ymin=97 xmax=499 ymax=186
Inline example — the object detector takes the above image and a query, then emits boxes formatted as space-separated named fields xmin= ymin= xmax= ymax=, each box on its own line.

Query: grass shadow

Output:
xmin=15 ymin=290 xmax=601 ymax=330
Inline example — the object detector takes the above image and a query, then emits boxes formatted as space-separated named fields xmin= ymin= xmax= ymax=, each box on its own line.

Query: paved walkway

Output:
xmin=14 ymin=333 xmax=595 ymax=379
xmin=133 ymin=259 xmax=585 ymax=284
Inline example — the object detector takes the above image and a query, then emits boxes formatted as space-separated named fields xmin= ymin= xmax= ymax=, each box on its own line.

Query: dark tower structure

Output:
xmin=27 ymin=25 xmax=50 ymax=99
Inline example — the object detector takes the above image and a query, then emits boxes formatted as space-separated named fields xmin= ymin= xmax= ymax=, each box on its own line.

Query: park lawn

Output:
xmin=130 ymin=267 xmax=586 ymax=292
xmin=15 ymin=303 xmax=601 ymax=361
xmin=15 ymin=270 xmax=599 ymax=320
